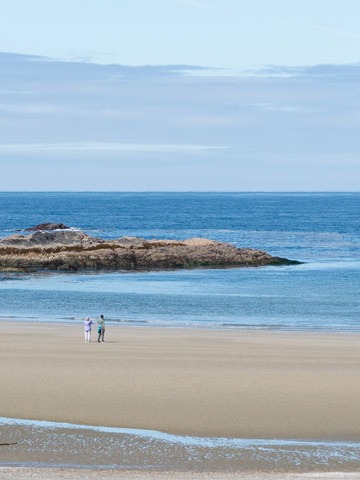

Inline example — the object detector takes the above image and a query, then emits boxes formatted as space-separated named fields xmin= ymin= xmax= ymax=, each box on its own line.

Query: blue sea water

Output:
xmin=0 ymin=192 xmax=360 ymax=332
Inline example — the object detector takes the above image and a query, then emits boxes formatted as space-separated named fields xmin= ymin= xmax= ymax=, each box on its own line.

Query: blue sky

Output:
xmin=0 ymin=0 xmax=360 ymax=190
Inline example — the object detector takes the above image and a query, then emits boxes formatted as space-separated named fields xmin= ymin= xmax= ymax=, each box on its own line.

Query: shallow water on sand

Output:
xmin=1 ymin=418 xmax=359 ymax=472
xmin=1 ymin=263 xmax=360 ymax=332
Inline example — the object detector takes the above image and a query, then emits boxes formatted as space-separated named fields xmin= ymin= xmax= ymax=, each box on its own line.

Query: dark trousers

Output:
xmin=98 ymin=328 xmax=105 ymax=342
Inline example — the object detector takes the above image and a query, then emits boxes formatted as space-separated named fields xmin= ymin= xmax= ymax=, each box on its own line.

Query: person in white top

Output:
xmin=83 ymin=317 xmax=93 ymax=343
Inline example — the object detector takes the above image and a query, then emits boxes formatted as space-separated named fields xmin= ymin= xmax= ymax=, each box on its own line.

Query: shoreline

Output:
xmin=1 ymin=316 xmax=360 ymax=334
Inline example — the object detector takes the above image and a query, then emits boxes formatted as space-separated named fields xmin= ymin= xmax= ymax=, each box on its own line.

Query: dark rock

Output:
xmin=26 ymin=223 xmax=70 ymax=231
xmin=0 ymin=230 xmax=99 ymax=247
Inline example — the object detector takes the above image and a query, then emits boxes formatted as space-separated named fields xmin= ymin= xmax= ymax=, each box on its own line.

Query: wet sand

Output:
xmin=0 ymin=467 xmax=359 ymax=480
xmin=0 ymin=322 xmax=359 ymax=474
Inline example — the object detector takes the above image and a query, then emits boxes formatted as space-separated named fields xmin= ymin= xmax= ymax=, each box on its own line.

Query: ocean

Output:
xmin=0 ymin=191 xmax=360 ymax=332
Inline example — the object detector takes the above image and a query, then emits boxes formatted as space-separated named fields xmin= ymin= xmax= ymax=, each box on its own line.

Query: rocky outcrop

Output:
xmin=26 ymin=222 xmax=70 ymax=231
xmin=0 ymin=228 xmax=300 ymax=272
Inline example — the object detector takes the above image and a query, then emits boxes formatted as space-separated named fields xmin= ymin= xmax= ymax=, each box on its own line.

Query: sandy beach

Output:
xmin=1 ymin=323 xmax=359 ymax=439
xmin=0 ymin=322 xmax=359 ymax=475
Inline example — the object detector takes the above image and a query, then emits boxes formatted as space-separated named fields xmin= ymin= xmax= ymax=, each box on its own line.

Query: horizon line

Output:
xmin=0 ymin=190 xmax=359 ymax=194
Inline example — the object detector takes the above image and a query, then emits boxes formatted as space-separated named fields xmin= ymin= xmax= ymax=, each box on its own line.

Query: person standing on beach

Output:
xmin=83 ymin=317 xmax=93 ymax=343
xmin=97 ymin=314 xmax=105 ymax=342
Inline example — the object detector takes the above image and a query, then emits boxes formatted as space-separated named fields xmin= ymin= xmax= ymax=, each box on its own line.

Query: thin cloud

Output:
xmin=0 ymin=103 xmax=64 ymax=114
xmin=252 ymin=62 xmax=360 ymax=80
xmin=0 ymin=89 xmax=32 ymax=95
xmin=0 ymin=103 xmax=141 ymax=117
xmin=0 ymin=142 xmax=228 ymax=155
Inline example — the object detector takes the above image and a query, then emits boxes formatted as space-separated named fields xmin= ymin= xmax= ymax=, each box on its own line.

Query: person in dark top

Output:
xmin=97 ymin=314 xmax=105 ymax=343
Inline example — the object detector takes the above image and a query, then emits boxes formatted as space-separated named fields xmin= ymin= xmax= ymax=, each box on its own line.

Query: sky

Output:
xmin=0 ymin=0 xmax=360 ymax=191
